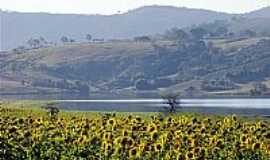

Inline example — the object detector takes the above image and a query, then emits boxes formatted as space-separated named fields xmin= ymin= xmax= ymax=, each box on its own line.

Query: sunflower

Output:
xmin=107 ymin=118 xmax=116 ymax=126
xmin=127 ymin=138 xmax=135 ymax=147
xmin=192 ymin=118 xmax=198 ymax=124
xmin=241 ymin=135 xmax=251 ymax=146
xmin=223 ymin=117 xmax=231 ymax=124
xmin=128 ymin=115 xmax=133 ymax=120
xmin=103 ymin=132 xmax=113 ymax=141
xmin=193 ymin=147 xmax=201 ymax=154
xmin=144 ymin=143 xmax=152 ymax=152
xmin=150 ymin=131 xmax=159 ymax=140
xmin=216 ymin=139 xmax=225 ymax=149
xmin=187 ymin=137 xmax=196 ymax=147
xmin=264 ymin=132 xmax=270 ymax=139
xmin=105 ymin=143 xmax=113 ymax=151
xmin=129 ymin=147 xmax=140 ymax=159
xmin=36 ymin=117 xmax=42 ymax=123
xmin=249 ymin=125 xmax=256 ymax=132
xmin=23 ymin=131 xmax=31 ymax=137
xmin=231 ymin=114 xmax=237 ymax=121
xmin=121 ymin=129 xmax=130 ymax=136
xmin=119 ymin=136 xmax=128 ymax=146
xmin=147 ymin=123 xmax=157 ymax=133
xmin=200 ymin=127 xmax=206 ymax=134
xmin=209 ymin=136 xmax=217 ymax=145
xmin=8 ymin=126 xmax=17 ymax=133
xmin=154 ymin=143 xmax=163 ymax=152
xmin=120 ymin=136 xmax=134 ymax=148
xmin=174 ymin=142 xmax=181 ymax=151
xmin=251 ymin=142 xmax=261 ymax=150
xmin=131 ymin=125 xmax=138 ymax=131
xmin=185 ymin=151 xmax=195 ymax=159
xmin=17 ymin=118 xmax=24 ymax=124
xmin=183 ymin=135 xmax=188 ymax=141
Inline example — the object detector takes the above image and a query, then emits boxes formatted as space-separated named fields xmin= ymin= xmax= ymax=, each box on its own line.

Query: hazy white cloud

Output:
xmin=0 ymin=0 xmax=269 ymax=14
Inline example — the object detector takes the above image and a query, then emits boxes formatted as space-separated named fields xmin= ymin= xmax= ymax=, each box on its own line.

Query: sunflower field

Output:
xmin=0 ymin=105 xmax=270 ymax=159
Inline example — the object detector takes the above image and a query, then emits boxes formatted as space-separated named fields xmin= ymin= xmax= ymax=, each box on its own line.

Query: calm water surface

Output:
xmin=1 ymin=93 xmax=270 ymax=115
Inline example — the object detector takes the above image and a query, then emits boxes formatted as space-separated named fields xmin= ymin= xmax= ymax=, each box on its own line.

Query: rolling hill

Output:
xmin=246 ymin=6 xmax=270 ymax=18
xmin=1 ymin=36 xmax=270 ymax=96
xmin=2 ymin=5 xmax=270 ymax=51
xmin=1 ymin=6 xmax=232 ymax=51
xmin=1 ymin=5 xmax=270 ymax=97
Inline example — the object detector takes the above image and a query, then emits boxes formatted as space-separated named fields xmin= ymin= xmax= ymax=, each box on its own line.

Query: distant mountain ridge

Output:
xmin=246 ymin=6 xmax=270 ymax=18
xmin=1 ymin=5 xmax=230 ymax=51
xmin=1 ymin=5 xmax=270 ymax=51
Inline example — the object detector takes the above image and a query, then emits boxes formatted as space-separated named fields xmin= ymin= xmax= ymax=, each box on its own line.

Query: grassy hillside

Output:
xmin=0 ymin=41 xmax=163 ymax=94
xmin=1 ymin=36 xmax=270 ymax=96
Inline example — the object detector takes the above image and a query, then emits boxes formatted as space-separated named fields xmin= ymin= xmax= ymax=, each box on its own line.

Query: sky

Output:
xmin=0 ymin=0 xmax=269 ymax=15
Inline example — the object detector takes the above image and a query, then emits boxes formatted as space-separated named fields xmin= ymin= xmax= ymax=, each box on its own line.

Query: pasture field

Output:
xmin=0 ymin=101 xmax=269 ymax=159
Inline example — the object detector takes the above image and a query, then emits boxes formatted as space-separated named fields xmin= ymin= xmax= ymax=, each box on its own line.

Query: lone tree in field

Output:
xmin=42 ymin=103 xmax=60 ymax=119
xmin=161 ymin=93 xmax=181 ymax=113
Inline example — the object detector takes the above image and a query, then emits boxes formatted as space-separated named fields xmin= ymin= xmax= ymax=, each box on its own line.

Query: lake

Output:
xmin=1 ymin=93 xmax=270 ymax=116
